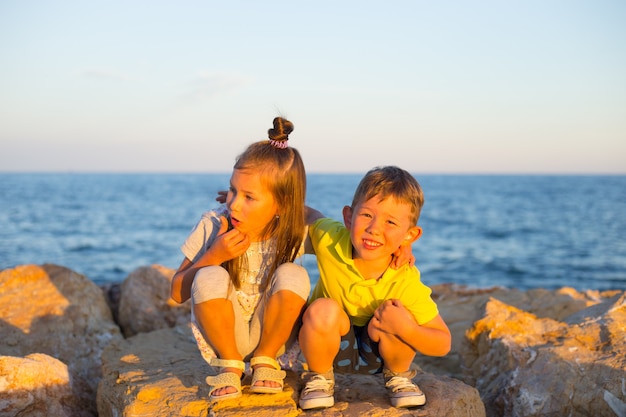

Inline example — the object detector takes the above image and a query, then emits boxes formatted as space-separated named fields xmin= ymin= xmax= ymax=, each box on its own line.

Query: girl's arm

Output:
xmin=170 ymin=216 xmax=249 ymax=303
xmin=170 ymin=257 xmax=196 ymax=304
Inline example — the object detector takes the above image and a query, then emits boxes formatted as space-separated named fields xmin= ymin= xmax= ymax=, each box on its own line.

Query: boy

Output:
xmin=299 ymin=166 xmax=451 ymax=410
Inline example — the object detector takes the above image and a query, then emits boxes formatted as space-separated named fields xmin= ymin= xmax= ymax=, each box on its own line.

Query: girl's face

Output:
xmin=343 ymin=195 xmax=421 ymax=264
xmin=226 ymin=168 xmax=279 ymax=242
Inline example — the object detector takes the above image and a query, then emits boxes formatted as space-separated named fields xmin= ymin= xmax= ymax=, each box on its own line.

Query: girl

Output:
xmin=170 ymin=117 xmax=310 ymax=401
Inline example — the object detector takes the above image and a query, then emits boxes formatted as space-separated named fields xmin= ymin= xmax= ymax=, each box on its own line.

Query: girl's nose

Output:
xmin=227 ymin=193 xmax=240 ymax=211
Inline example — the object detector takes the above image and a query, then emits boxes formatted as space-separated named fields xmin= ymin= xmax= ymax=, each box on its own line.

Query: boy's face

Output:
xmin=343 ymin=195 xmax=421 ymax=263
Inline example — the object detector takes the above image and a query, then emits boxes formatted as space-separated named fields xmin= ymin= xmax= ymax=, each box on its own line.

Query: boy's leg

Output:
xmin=298 ymin=298 xmax=350 ymax=410
xmin=299 ymin=298 xmax=350 ymax=373
xmin=368 ymin=313 xmax=425 ymax=408
xmin=368 ymin=325 xmax=416 ymax=374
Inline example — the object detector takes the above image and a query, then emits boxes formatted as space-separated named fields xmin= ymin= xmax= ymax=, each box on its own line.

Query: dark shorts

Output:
xmin=333 ymin=322 xmax=383 ymax=375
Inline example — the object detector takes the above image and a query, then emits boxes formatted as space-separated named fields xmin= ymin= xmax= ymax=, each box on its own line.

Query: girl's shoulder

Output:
xmin=198 ymin=205 xmax=227 ymax=222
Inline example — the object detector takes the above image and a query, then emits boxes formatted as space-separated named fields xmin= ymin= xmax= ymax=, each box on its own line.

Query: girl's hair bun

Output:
xmin=268 ymin=117 xmax=294 ymax=148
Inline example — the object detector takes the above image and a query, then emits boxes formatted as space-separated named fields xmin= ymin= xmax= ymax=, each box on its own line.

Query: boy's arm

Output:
xmin=371 ymin=299 xmax=451 ymax=357
xmin=303 ymin=206 xmax=324 ymax=255
xmin=306 ymin=205 xmax=324 ymax=224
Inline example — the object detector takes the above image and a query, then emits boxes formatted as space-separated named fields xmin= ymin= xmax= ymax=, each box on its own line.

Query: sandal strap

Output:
xmin=250 ymin=356 xmax=281 ymax=370
xmin=210 ymin=358 xmax=245 ymax=371
xmin=206 ymin=371 xmax=242 ymax=394
xmin=251 ymin=366 xmax=286 ymax=388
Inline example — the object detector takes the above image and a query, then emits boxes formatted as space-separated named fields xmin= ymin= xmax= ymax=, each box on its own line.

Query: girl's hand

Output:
xmin=202 ymin=216 xmax=250 ymax=264
xmin=390 ymin=244 xmax=415 ymax=269
xmin=216 ymin=190 xmax=228 ymax=204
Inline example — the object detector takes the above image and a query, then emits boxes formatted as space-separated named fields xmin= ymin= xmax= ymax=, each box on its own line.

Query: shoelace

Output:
xmin=385 ymin=376 xmax=419 ymax=393
xmin=302 ymin=376 xmax=332 ymax=395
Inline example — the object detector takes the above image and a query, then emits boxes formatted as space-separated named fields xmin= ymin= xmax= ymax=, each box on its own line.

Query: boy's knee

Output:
xmin=303 ymin=298 xmax=345 ymax=329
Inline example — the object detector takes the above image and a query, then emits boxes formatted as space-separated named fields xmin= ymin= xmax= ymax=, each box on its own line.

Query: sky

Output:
xmin=1 ymin=1 xmax=625 ymax=174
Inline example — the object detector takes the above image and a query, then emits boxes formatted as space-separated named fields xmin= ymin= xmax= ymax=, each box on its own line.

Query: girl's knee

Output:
xmin=272 ymin=263 xmax=310 ymax=300
xmin=191 ymin=266 xmax=230 ymax=304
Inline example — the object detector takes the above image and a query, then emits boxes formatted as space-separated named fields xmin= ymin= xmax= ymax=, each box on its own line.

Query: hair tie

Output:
xmin=269 ymin=139 xmax=289 ymax=149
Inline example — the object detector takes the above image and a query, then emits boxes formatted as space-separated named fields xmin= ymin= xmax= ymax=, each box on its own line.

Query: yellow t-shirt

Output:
xmin=309 ymin=218 xmax=439 ymax=327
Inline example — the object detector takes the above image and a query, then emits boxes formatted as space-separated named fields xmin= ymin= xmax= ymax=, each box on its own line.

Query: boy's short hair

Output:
xmin=351 ymin=166 xmax=424 ymax=225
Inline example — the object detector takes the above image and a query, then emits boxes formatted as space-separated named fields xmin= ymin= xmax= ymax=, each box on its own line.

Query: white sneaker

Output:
xmin=298 ymin=371 xmax=335 ymax=410
xmin=383 ymin=369 xmax=426 ymax=408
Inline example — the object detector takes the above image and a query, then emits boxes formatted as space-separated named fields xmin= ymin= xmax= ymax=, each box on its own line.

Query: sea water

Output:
xmin=1 ymin=173 xmax=624 ymax=291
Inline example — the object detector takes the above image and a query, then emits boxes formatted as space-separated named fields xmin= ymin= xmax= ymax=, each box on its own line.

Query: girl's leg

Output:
xmin=299 ymin=298 xmax=351 ymax=373
xmin=252 ymin=263 xmax=310 ymax=388
xmin=192 ymin=266 xmax=242 ymax=398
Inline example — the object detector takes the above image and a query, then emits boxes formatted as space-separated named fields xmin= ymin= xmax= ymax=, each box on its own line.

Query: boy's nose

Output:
xmin=366 ymin=220 xmax=382 ymax=234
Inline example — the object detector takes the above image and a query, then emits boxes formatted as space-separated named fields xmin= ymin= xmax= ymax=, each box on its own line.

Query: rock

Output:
xmin=117 ymin=264 xmax=190 ymax=337
xmin=3 ymin=264 xmax=625 ymax=417
xmin=461 ymin=293 xmax=626 ymax=417
xmin=97 ymin=325 xmax=486 ymax=417
xmin=0 ymin=264 xmax=122 ymax=416
xmin=417 ymin=284 xmax=614 ymax=380
xmin=0 ymin=264 xmax=123 ymax=400
xmin=0 ymin=353 xmax=96 ymax=417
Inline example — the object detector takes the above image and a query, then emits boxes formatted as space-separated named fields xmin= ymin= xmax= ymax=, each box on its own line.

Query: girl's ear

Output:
xmin=342 ymin=205 xmax=353 ymax=229
xmin=402 ymin=226 xmax=423 ymax=245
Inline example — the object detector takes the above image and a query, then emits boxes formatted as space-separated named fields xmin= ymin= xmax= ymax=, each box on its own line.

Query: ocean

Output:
xmin=1 ymin=173 xmax=625 ymax=291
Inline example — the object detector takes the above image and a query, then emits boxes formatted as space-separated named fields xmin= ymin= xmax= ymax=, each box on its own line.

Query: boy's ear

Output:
xmin=342 ymin=206 xmax=353 ymax=229
xmin=402 ymin=226 xmax=422 ymax=245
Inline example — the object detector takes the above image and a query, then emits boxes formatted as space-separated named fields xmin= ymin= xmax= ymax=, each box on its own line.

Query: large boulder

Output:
xmin=417 ymin=284 xmax=611 ymax=380
xmin=97 ymin=325 xmax=486 ymax=417
xmin=0 ymin=264 xmax=123 ymax=414
xmin=117 ymin=264 xmax=190 ymax=337
xmin=461 ymin=293 xmax=626 ymax=417
xmin=0 ymin=353 xmax=95 ymax=417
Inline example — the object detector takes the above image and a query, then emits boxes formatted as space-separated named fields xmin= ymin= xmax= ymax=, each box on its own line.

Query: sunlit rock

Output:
xmin=117 ymin=264 xmax=190 ymax=337
xmin=461 ymin=294 xmax=626 ymax=417
xmin=0 ymin=264 xmax=123 ymax=412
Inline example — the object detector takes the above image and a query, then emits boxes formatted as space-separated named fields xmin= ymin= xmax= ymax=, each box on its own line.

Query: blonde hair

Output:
xmin=225 ymin=117 xmax=306 ymax=290
xmin=351 ymin=166 xmax=424 ymax=225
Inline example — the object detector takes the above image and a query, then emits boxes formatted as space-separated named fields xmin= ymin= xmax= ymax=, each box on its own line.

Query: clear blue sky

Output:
xmin=1 ymin=1 xmax=624 ymax=174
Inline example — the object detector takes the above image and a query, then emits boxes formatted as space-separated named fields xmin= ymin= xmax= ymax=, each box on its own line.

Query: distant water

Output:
xmin=1 ymin=173 xmax=625 ymax=291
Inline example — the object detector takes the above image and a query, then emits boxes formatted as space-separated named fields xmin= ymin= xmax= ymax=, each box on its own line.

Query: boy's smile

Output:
xmin=343 ymin=196 xmax=421 ymax=278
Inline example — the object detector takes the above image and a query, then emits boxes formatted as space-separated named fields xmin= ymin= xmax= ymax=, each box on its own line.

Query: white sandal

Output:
xmin=206 ymin=358 xmax=245 ymax=401
xmin=248 ymin=356 xmax=286 ymax=394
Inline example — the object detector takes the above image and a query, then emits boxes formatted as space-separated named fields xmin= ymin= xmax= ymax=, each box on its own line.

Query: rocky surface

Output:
xmin=0 ymin=264 xmax=123 ymax=417
xmin=1 ymin=263 xmax=625 ymax=416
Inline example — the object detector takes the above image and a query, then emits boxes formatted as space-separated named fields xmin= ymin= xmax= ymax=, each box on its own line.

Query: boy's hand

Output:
xmin=371 ymin=299 xmax=415 ymax=335
xmin=390 ymin=244 xmax=415 ymax=269
xmin=216 ymin=190 xmax=228 ymax=204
